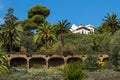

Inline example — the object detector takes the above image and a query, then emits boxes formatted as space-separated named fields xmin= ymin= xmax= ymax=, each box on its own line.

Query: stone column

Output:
xmin=64 ymin=59 xmax=67 ymax=65
xmin=100 ymin=58 xmax=103 ymax=62
xmin=8 ymin=59 xmax=10 ymax=67
xmin=27 ymin=59 xmax=29 ymax=69
xmin=46 ymin=59 xmax=48 ymax=69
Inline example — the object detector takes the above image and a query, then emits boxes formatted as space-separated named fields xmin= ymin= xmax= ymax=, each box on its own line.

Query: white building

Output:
xmin=70 ymin=24 xmax=94 ymax=34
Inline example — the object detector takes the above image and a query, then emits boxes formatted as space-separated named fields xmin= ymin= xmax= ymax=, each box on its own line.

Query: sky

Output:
xmin=0 ymin=0 xmax=120 ymax=27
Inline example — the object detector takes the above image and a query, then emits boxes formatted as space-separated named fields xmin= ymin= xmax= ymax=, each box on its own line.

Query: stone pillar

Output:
xmin=27 ymin=59 xmax=29 ymax=69
xmin=46 ymin=59 xmax=49 ymax=69
xmin=100 ymin=58 xmax=103 ymax=62
xmin=8 ymin=60 xmax=10 ymax=67
xmin=64 ymin=59 xmax=67 ymax=65
xmin=82 ymin=55 xmax=87 ymax=61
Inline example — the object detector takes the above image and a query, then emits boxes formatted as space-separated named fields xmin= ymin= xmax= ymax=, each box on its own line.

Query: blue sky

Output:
xmin=0 ymin=0 xmax=120 ymax=27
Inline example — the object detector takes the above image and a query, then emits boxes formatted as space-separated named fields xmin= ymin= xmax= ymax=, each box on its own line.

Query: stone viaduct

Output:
xmin=7 ymin=53 xmax=109 ymax=69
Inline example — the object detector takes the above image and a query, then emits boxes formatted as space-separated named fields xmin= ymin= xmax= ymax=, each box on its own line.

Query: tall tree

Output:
xmin=19 ymin=5 xmax=50 ymax=52
xmin=28 ymin=5 xmax=50 ymax=18
xmin=19 ymin=5 xmax=50 ymax=34
xmin=19 ymin=5 xmax=50 ymax=35
xmin=56 ymin=19 xmax=70 ymax=51
xmin=103 ymin=13 xmax=120 ymax=34
xmin=1 ymin=8 xmax=23 ymax=52
xmin=28 ymin=5 xmax=50 ymax=26
xmin=34 ymin=22 xmax=56 ymax=51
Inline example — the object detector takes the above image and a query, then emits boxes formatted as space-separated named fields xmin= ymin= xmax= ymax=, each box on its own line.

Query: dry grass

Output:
xmin=0 ymin=68 xmax=120 ymax=80
xmin=85 ymin=69 xmax=120 ymax=80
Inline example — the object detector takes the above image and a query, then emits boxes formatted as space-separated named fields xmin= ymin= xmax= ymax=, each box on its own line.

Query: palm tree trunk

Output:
xmin=111 ymin=25 xmax=115 ymax=34
xmin=61 ymin=33 xmax=64 ymax=51
xmin=45 ymin=36 xmax=47 ymax=51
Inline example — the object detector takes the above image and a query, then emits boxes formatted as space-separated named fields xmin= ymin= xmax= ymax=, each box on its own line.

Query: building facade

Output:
xmin=70 ymin=24 xmax=94 ymax=34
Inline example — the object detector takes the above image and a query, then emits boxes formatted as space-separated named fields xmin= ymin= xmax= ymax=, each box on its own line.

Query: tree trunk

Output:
xmin=61 ymin=33 xmax=64 ymax=51
xmin=111 ymin=25 xmax=116 ymax=34
xmin=45 ymin=36 xmax=47 ymax=51
xmin=9 ymin=31 xmax=13 ymax=52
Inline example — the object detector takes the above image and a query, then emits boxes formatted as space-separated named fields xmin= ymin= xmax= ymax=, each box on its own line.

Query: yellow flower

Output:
xmin=59 ymin=65 xmax=65 ymax=70
xmin=98 ymin=61 xmax=105 ymax=67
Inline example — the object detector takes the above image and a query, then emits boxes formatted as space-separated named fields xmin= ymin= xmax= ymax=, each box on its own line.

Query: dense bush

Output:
xmin=63 ymin=61 xmax=86 ymax=80
xmin=82 ymin=56 xmax=98 ymax=71
xmin=110 ymin=30 xmax=120 ymax=68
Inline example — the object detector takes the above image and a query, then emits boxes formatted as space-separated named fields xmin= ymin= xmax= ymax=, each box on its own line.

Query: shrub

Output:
xmin=82 ymin=55 xmax=98 ymax=71
xmin=0 ymin=50 xmax=9 ymax=76
xmin=31 ymin=64 xmax=42 ymax=68
xmin=98 ymin=61 xmax=106 ymax=69
xmin=63 ymin=61 xmax=86 ymax=80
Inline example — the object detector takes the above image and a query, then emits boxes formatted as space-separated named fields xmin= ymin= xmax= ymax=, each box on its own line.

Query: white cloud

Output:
xmin=0 ymin=18 xmax=4 ymax=24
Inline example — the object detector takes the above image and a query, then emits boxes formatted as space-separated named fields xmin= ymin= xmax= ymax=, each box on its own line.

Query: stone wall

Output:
xmin=7 ymin=54 xmax=109 ymax=69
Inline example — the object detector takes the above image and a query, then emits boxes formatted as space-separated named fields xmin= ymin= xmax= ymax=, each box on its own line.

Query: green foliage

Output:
xmin=96 ymin=24 xmax=111 ymax=33
xmin=0 ymin=8 xmax=23 ymax=52
xmin=63 ymin=62 xmax=86 ymax=80
xmin=103 ymin=13 xmax=120 ymax=34
xmin=19 ymin=5 xmax=50 ymax=34
xmin=50 ymin=41 xmax=62 ymax=53
xmin=110 ymin=30 xmax=120 ymax=68
xmin=64 ymin=33 xmax=111 ymax=55
xmin=20 ymin=34 xmax=37 ymax=52
xmin=19 ymin=19 xmax=37 ymax=31
xmin=92 ymin=33 xmax=111 ymax=52
xmin=96 ymin=13 xmax=120 ymax=34
xmin=82 ymin=56 xmax=98 ymax=71
xmin=55 ymin=19 xmax=70 ymax=51
xmin=31 ymin=64 xmax=43 ymax=69
xmin=86 ymin=69 xmax=120 ymax=80
xmin=34 ymin=22 xmax=56 ymax=51
xmin=103 ymin=59 xmax=113 ymax=69
xmin=42 ymin=41 xmax=77 ymax=55
xmin=63 ymin=43 xmax=76 ymax=55
xmin=18 ymin=5 xmax=51 ymax=52
xmin=28 ymin=5 xmax=50 ymax=27
xmin=76 ymin=35 xmax=94 ymax=54
xmin=31 ymin=15 xmax=44 ymax=25
xmin=0 ymin=69 xmax=63 ymax=80
xmin=28 ymin=5 xmax=50 ymax=19
xmin=4 ymin=8 xmax=18 ymax=21
xmin=0 ymin=50 xmax=9 ymax=76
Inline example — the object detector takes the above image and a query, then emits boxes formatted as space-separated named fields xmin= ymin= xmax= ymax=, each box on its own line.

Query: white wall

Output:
xmin=70 ymin=24 xmax=94 ymax=34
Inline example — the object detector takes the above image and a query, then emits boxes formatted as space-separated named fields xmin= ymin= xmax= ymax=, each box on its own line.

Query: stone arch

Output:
xmin=67 ymin=57 xmax=82 ymax=63
xmin=10 ymin=57 xmax=27 ymax=68
xmin=48 ymin=57 xmax=64 ymax=68
xmin=29 ymin=58 xmax=46 ymax=68
xmin=103 ymin=57 xmax=109 ymax=62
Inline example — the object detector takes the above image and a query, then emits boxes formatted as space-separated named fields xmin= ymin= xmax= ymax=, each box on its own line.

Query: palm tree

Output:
xmin=103 ymin=13 xmax=120 ymax=34
xmin=56 ymin=19 xmax=70 ymax=51
xmin=34 ymin=22 xmax=56 ymax=51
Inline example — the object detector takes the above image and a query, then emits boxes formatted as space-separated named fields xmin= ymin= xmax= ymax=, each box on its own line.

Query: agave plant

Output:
xmin=0 ymin=50 xmax=9 ymax=75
